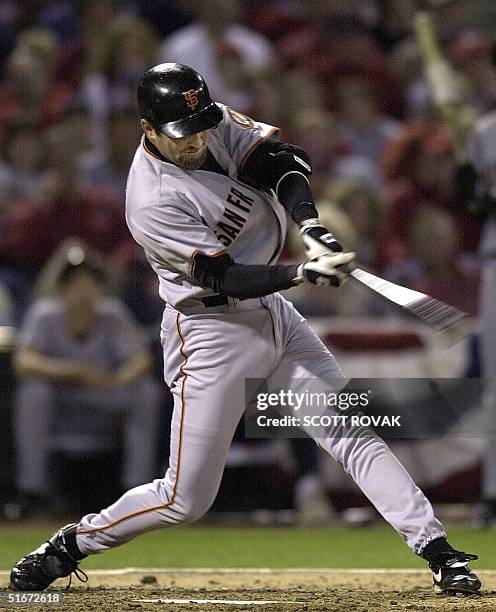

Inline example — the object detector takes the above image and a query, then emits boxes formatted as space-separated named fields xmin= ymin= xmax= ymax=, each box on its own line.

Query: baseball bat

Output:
xmin=343 ymin=265 xmax=471 ymax=341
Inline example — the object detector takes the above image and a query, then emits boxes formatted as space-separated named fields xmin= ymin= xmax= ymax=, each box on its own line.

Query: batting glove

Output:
xmin=294 ymin=251 xmax=356 ymax=287
xmin=300 ymin=218 xmax=343 ymax=260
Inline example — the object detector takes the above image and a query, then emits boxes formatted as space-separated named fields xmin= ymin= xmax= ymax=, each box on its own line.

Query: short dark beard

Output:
xmin=177 ymin=148 xmax=208 ymax=170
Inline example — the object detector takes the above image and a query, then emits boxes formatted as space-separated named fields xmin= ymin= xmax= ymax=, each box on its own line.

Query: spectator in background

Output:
xmin=0 ymin=122 xmax=46 ymax=219
xmin=449 ymin=30 xmax=496 ymax=114
xmin=383 ymin=205 xmax=480 ymax=316
xmin=16 ymin=0 xmax=79 ymax=46
xmin=336 ymin=78 xmax=401 ymax=167
xmin=289 ymin=105 xmax=384 ymax=195
xmin=244 ymin=67 xmax=285 ymax=130
xmin=276 ymin=7 xmax=404 ymax=119
xmin=0 ymin=120 xmax=134 ymax=279
xmin=138 ymin=0 xmax=193 ymax=39
xmin=0 ymin=280 xmax=14 ymax=327
xmin=54 ymin=0 xmax=119 ymax=92
xmin=82 ymin=109 xmax=141 ymax=196
xmin=81 ymin=14 xmax=159 ymax=154
xmin=470 ymin=0 xmax=496 ymax=37
xmin=390 ymin=38 xmax=431 ymax=119
xmin=0 ymin=266 xmax=32 ymax=328
xmin=430 ymin=0 xmax=471 ymax=42
xmin=15 ymin=26 xmax=59 ymax=65
xmin=121 ymin=254 xmax=165 ymax=333
xmin=375 ymin=0 xmax=469 ymax=53
xmin=325 ymin=179 xmax=384 ymax=269
xmin=0 ymin=31 xmax=73 ymax=140
xmin=384 ymin=3 xmax=476 ymax=120
xmin=288 ymin=106 xmax=343 ymax=199
xmin=281 ymin=71 xmax=331 ymax=133
xmin=243 ymin=0 xmax=306 ymax=45
xmin=378 ymin=121 xmax=481 ymax=270
xmin=61 ymin=102 xmax=102 ymax=174
xmin=0 ymin=1 xmax=23 ymax=78
xmin=159 ymin=0 xmax=275 ymax=111
xmin=10 ymin=243 xmax=161 ymax=518
xmin=374 ymin=0 xmax=418 ymax=51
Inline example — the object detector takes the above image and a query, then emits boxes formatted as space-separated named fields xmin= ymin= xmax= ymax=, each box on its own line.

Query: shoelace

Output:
xmin=66 ymin=567 xmax=89 ymax=590
xmin=429 ymin=550 xmax=478 ymax=570
xmin=445 ymin=552 xmax=478 ymax=568
xmin=46 ymin=541 xmax=89 ymax=591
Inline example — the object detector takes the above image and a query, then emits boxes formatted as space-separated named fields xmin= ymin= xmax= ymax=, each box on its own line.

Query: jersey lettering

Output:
xmin=226 ymin=187 xmax=254 ymax=214
xmin=216 ymin=234 xmax=232 ymax=246
xmin=231 ymin=187 xmax=254 ymax=206
xmin=226 ymin=192 xmax=250 ymax=213
xmin=223 ymin=208 xmax=245 ymax=228
xmin=214 ymin=187 xmax=254 ymax=246
xmin=217 ymin=222 xmax=241 ymax=240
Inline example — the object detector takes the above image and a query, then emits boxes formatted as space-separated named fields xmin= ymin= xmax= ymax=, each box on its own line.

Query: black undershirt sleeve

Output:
xmin=192 ymin=252 xmax=298 ymax=299
xmin=240 ymin=139 xmax=318 ymax=224
xmin=276 ymin=172 xmax=318 ymax=224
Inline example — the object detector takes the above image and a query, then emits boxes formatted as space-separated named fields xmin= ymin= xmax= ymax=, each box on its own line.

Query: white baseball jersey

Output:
xmin=125 ymin=104 xmax=287 ymax=309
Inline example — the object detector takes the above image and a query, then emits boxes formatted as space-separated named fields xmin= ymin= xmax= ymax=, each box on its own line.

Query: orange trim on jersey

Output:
xmin=189 ymin=248 xmax=227 ymax=278
xmin=173 ymin=312 xmax=188 ymax=504
xmin=77 ymin=312 xmax=188 ymax=536
xmin=238 ymin=127 xmax=280 ymax=175
xmin=143 ymin=139 xmax=163 ymax=161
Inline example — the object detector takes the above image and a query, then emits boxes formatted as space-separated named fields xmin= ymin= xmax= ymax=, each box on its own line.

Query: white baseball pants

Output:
xmin=76 ymin=293 xmax=445 ymax=555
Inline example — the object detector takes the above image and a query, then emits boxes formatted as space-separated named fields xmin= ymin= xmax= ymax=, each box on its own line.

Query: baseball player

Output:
xmin=456 ymin=110 xmax=496 ymax=525
xmin=11 ymin=64 xmax=480 ymax=595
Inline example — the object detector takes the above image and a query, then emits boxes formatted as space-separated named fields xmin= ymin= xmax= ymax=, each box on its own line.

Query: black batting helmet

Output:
xmin=137 ymin=63 xmax=223 ymax=139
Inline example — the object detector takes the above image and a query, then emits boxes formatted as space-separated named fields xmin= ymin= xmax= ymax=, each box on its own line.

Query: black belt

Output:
xmin=201 ymin=295 xmax=229 ymax=307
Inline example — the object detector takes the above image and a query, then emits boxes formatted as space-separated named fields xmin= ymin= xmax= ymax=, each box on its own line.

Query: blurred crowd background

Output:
xmin=0 ymin=0 xmax=495 ymax=526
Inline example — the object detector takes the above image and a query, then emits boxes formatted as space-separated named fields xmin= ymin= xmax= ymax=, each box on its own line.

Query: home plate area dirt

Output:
xmin=1 ymin=570 xmax=496 ymax=611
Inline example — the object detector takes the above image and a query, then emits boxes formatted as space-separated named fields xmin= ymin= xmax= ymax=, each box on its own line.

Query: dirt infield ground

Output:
xmin=1 ymin=569 xmax=495 ymax=611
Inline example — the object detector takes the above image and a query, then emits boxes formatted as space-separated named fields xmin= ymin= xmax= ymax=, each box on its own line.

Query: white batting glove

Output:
xmin=300 ymin=218 xmax=343 ymax=260
xmin=294 ymin=251 xmax=356 ymax=287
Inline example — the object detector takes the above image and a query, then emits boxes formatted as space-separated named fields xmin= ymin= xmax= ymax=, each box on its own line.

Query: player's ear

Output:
xmin=141 ymin=119 xmax=156 ymax=140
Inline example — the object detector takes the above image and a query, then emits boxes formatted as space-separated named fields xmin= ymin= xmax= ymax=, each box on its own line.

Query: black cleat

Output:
xmin=430 ymin=550 xmax=481 ymax=595
xmin=10 ymin=524 xmax=88 ymax=591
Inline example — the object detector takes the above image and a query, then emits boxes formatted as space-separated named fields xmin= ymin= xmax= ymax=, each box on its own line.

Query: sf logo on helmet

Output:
xmin=183 ymin=89 xmax=199 ymax=111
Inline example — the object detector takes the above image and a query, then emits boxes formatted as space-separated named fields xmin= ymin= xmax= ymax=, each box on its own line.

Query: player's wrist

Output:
xmin=299 ymin=218 xmax=322 ymax=231
xmin=291 ymin=203 xmax=319 ymax=225
xmin=293 ymin=263 xmax=306 ymax=285
xmin=300 ymin=221 xmax=344 ymax=258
